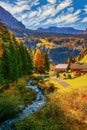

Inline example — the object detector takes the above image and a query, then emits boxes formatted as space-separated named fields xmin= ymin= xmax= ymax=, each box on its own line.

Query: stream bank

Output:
xmin=0 ymin=80 xmax=45 ymax=130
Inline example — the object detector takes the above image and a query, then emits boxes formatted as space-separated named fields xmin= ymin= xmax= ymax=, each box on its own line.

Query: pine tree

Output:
xmin=27 ymin=48 xmax=33 ymax=74
xmin=19 ymin=44 xmax=33 ymax=75
xmin=0 ymin=58 xmax=3 ymax=84
xmin=9 ymin=42 xmax=19 ymax=81
xmin=44 ymin=52 xmax=50 ymax=72
xmin=2 ymin=44 xmax=11 ymax=81
xmin=0 ymin=22 xmax=34 ymax=84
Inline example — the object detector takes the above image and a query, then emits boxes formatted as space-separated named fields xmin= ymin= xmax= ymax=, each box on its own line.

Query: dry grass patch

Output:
xmin=49 ymin=86 xmax=87 ymax=125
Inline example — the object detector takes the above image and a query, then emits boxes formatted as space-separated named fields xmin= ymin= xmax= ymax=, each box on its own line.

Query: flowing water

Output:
xmin=0 ymin=80 xmax=45 ymax=130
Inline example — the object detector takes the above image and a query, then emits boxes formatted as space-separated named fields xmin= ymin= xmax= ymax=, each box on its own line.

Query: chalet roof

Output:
xmin=70 ymin=63 xmax=87 ymax=69
xmin=55 ymin=64 xmax=68 ymax=69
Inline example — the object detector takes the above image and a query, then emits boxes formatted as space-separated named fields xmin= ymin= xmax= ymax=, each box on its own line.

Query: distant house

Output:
xmin=55 ymin=64 xmax=69 ymax=72
xmin=70 ymin=63 xmax=87 ymax=73
xmin=55 ymin=63 xmax=87 ymax=74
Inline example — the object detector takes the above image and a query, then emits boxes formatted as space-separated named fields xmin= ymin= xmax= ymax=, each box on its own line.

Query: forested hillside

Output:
xmin=0 ymin=22 xmax=50 ymax=85
xmin=0 ymin=22 xmax=33 ymax=85
xmin=77 ymin=49 xmax=87 ymax=63
xmin=0 ymin=22 xmax=38 ymax=124
xmin=0 ymin=22 xmax=50 ymax=124
xmin=24 ymin=35 xmax=87 ymax=63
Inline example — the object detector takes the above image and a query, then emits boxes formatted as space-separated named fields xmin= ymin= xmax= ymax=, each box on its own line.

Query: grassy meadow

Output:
xmin=80 ymin=55 xmax=87 ymax=63
xmin=63 ymin=74 xmax=87 ymax=88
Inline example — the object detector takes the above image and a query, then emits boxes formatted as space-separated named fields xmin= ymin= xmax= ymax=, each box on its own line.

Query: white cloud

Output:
xmin=0 ymin=0 xmax=39 ymax=15
xmin=84 ymin=5 xmax=87 ymax=13
xmin=67 ymin=7 xmax=74 ymax=13
xmin=0 ymin=2 xmax=29 ymax=14
xmin=47 ymin=0 xmax=56 ymax=4
xmin=0 ymin=0 xmax=83 ymax=29
xmin=21 ymin=0 xmax=73 ymax=28
xmin=82 ymin=17 xmax=87 ymax=22
xmin=37 ymin=9 xmax=81 ymax=28
xmin=50 ymin=0 xmax=72 ymax=17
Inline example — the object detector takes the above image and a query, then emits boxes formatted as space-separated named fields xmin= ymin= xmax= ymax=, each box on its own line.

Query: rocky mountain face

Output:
xmin=84 ymin=28 xmax=87 ymax=34
xmin=0 ymin=6 xmax=29 ymax=37
xmin=37 ymin=26 xmax=84 ymax=34
xmin=0 ymin=6 xmax=25 ymax=28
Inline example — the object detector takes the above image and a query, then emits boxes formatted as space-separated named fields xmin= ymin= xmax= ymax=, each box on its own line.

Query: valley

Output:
xmin=23 ymin=36 xmax=86 ymax=64
xmin=0 ymin=4 xmax=87 ymax=130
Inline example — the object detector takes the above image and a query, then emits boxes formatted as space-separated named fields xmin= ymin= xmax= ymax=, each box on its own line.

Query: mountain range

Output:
xmin=0 ymin=5 xmax=87 ymax=38
xmin=38 ymin=26 xmax=87 ymax=34
xmin=0 ymin=6 xmax=32 ymax=38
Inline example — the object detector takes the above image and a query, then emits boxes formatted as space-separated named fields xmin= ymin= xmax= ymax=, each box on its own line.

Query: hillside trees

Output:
xmin=44 ymin=52 xmax=50 ymax=71
xmin=0 ymin=22 xmax=50 ymax=86
xmin=0 ymin=22 xmax=33 ymax=84
xmin=19 ymin=44 xmax=33 ymax=75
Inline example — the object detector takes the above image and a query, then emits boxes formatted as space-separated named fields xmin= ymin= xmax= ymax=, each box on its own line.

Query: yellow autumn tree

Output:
xmin=34 ymin=49 xmax=44 ymax=72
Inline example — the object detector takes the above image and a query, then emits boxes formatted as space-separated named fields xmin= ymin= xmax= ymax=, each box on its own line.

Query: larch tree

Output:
xmin=34 ymin=49 xmax=44 ymax=73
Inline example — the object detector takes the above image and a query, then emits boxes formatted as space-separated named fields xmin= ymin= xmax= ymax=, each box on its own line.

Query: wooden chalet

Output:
xmin=70 ymin=63 xmax=87 ymax=73
xmin=55 ymin=64 xmax=68 ymax=72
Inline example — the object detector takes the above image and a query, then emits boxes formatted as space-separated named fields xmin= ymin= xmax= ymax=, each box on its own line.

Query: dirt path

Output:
xmin=50 ymin=78 xmax=69 ymax=88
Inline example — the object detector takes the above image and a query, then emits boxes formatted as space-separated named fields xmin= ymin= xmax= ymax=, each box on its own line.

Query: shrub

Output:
xmin=49 ymin=83 xmax=55 ymax=92
xmin=56 ymin=72 xmax=59 ymax=78
xmin=68 ymin=73 xmax=72 ymax=79
xmin=17 ymin=83 xmax=37 ymax=106
xmin=63 ymin=73 xmax=66 ymax=77
xmin=30 ymin=80 xmax=38 ymax=86
xmin=0 ymin=93 xmax=21 ymax=123
xmin=0 ymin=80 xmax=9 ymax=93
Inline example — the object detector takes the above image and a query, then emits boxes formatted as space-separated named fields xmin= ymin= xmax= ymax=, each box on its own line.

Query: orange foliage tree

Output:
xmin=34 ymin=49 xmax=44 ymax=72
xmin=0 ymin=48 xmax=3 ymax=58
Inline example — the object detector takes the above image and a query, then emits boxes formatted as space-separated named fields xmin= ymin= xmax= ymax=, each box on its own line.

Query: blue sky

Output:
xmin=0 ymin=0 xmax=87 ymax=30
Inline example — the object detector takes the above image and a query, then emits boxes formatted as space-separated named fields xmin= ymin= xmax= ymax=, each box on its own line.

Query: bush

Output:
xmin=63 ymin=73 xmax=66 ymax=77
xmin=49 ymin=83 xmax=55 ymax=92
xmin=56 ymin=72 xmax=59 ymax=78
xmin=17 ymin=84 xmax=37 ymax=106
xmin=0 ymin=80 xmax=9 ymax=93
xmin=68 ymin=73 xmax=72 ymax=79
xmin=30 ymin=80 xmax=38 ymax=86
xmin=0 ymin=93 xmax=21 ymax=123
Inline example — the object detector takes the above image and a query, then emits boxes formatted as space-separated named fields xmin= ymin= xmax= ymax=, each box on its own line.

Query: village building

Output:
xmin=55 ymin=63 xmax=87 ymax=77
xmin=70 ymin=63 xmax=87 ymax=72
xmin=55 ymin=64 xmax=69 ymax=72
xmin=70 ymin=63 xmax=87 ymax=77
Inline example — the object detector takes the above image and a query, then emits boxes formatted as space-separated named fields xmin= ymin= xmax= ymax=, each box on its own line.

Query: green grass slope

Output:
xmin=80 ymin=54 xmax=87 ymax=63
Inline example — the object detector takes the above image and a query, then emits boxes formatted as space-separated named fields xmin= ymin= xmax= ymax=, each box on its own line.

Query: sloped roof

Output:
xmin=55 ymin=64 xmax=68 ymax=69
xmin=70 ymin=63 xmax=87 ymax=69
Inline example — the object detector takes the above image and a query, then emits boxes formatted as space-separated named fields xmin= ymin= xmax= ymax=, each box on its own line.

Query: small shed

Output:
xmin=55 ymin=64 xmax=69 ymax=72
